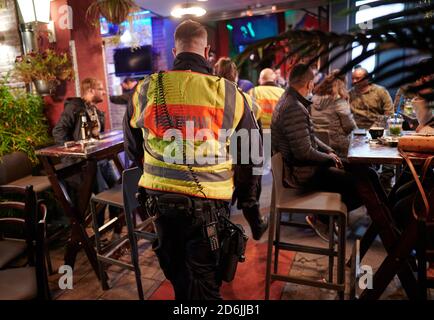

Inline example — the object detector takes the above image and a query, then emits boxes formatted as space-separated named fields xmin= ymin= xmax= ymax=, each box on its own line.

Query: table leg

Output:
xmin=38 ymin=156 xmax=103 ymax=279
xmin=359 ymin=220 xmax=419 ymax=300
xmin=352 ymin=165 xmax=419 ymax=299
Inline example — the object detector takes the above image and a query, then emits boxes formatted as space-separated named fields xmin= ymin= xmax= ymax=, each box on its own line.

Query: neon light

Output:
xmin=247 ymin=22 xmax=255 ymax=37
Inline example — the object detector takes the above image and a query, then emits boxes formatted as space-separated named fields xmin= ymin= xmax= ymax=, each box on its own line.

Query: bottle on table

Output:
xmin=80 ymin=112 xmax=89 ymax=141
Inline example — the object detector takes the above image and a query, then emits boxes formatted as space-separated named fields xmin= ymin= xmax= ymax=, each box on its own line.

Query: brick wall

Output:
xmin=152 ymin=18 xmax=168 ymax=71
xmin=0 ymin=0 xmax=22 ymax=85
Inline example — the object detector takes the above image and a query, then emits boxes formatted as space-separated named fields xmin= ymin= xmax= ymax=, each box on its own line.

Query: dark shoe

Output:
xmin=251 ymin=216 xmax=269 ymax=240
xmin=242 ymin=205 xmax=269 ymax=240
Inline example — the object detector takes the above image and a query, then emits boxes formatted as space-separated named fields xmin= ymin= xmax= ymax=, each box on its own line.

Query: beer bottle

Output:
xmin=80 ymin=112 xmax=89 ymax=140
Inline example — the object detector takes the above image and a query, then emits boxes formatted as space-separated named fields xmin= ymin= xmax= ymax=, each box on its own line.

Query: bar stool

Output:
xmin=90 ymin=167 xmax=156 ymax=300
xmin=265 ymin=153 xmax=347 ymax=300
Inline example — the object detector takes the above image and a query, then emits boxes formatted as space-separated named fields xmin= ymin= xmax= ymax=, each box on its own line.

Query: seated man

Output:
xmin=271 ymin=64 xmax=363 ymax=241
xmin=52 ymin=78 xmax=120 ymax=233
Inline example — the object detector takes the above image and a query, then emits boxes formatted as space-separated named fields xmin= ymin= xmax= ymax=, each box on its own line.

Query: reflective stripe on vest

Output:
xmin=249 ymin=85 xmax=285 ymax=129
xmin=130 ymin=71 xmax=246 ymax=200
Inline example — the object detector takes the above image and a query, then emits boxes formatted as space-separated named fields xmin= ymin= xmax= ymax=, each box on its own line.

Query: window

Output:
xmin=351 ymin=0 xmax=404 ymax=72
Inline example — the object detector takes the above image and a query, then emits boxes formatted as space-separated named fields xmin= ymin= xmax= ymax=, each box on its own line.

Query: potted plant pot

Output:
xmin=33 ymin=80 xmax=57 ymax=96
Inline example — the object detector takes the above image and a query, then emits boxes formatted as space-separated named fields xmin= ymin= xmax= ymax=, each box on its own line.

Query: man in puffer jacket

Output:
xmin=271 ymin=64 xmax=363 ymax=241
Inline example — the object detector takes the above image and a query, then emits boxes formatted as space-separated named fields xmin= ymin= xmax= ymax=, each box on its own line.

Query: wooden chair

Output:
xmin=90 ymin=167 xmax=156 ymax=300
xmin=0 ymin=151 xmax=64 ymax=274
xmin=265 ymin=153 xmax=347 ymax=300
xmin=0 ymin=185 xmax=50 ymax=300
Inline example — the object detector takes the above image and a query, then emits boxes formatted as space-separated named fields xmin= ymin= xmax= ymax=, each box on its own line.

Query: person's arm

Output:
xmin=315 ymin=137 xmax=334 ymax=153
xmin=52 ymin=104 xmax=76 ymax=145
xmin=381 ymin=87 xmax=394 ymax=116
xmin=336 ymin=100 xmax=358 ymax=134
xmin=282 ymin=103 xmax=335 ymax=166
xmin=110 ymin=93 xmax=130 ymax=105
xmin=232 ymin=91 xmax=263 ymax=209
xmin=123 ymin=79 xmax=150 ymax=169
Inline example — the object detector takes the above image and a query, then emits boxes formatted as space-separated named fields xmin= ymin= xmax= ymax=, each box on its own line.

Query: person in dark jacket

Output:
xmin=109 ymin=77 xmax=138 ymax=105
xmin=271 ymin=64 xmax=363 ymax=241
xmin=213 ymin=57 xmax=269 ymax=241
xmin=52 ymin=78 xmax=120 ymax=230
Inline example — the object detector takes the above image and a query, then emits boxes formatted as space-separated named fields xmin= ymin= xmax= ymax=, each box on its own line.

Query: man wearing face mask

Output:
xmin=271 ymin=64 xmax=363 ymax=241
xmin=349 ymin=67 xmax=393 ymax=129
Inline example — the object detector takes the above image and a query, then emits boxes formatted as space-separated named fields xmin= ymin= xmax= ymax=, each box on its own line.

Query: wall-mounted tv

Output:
xmin=113 ymin=46 xmax=153 ymax=77
xmin=230 ymin=15 xmax=278 ymax=46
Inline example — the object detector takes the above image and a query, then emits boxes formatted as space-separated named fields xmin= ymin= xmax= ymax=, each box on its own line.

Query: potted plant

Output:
xmin=13 ymin=49 xmax=75 ymax=96
xmin=0 ymin=76 xmax=52 ymax=164
xmin=86 ymin=0 xmax=139 ymax=25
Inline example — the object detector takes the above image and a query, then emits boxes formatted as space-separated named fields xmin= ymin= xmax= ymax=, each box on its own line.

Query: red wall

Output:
xmin=43 ymin=0 xmax=110 ymax=130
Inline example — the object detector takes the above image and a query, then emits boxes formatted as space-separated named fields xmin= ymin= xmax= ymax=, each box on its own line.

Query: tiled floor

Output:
xmin=47 ymin=173 xmax=432 ymax=300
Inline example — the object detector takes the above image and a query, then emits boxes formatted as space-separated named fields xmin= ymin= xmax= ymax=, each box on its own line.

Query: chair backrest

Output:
xmin=0 ymin=152 xmax=33 ymax=185
xmin=271 ymin=153 xmax=294 ymax=204
xmin=122 ymin=167 xmax=143 ymax=220
xmin=0 ymin=185 xmax=50 ymax=299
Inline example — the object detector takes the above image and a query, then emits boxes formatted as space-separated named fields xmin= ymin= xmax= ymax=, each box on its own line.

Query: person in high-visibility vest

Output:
xmin=123 ymin=20 xmax=264 ymax=300
xmin=248 ymin=68 xmax=285 ymax=129
xmin=213 ymin=56 xmax=269 ymax=243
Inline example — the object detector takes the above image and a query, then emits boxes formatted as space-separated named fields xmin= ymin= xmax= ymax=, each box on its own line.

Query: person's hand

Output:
xmin=329 ymin=152 xmax=344 ymax=169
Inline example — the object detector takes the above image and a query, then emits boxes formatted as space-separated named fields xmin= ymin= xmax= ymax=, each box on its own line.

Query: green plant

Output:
xmin=86 ymin=0 xmax=139 ymax=25
xmin=13 ymin=49 xmax=75 ymax=85
xmin=0 ymin=76 xmax=52 ymax=164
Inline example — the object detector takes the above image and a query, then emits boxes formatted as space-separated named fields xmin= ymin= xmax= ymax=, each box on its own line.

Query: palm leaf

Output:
xmin=235 ymin=0 xmax=434 ymax=104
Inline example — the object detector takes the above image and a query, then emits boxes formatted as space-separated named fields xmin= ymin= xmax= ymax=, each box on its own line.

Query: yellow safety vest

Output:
xmin=248 ymin=85 xmax=285 ymax=129
xmin=130 ymin=71 xmax=247 ymax=200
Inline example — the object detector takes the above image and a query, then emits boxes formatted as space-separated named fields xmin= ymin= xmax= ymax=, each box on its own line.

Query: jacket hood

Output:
xmin=64 ymin=97 xmax=85 ymax=108
xmin=312 ymin=95 xmax=335 ymax=111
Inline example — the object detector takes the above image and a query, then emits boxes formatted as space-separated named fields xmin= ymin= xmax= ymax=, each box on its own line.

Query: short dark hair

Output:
xmin=289 ymin=64 xmax=314 ymax=86
xmin=353 ymin=67 xmax=369 ymax=77
xmin=174 ymin=20 xmax=207 ymax=47
xmin=123 ymin=77 xmax=136 ymax=84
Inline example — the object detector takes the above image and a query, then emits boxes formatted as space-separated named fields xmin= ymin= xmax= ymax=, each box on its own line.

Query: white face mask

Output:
xmin=414 ymin=98 xmax=433 ymax=126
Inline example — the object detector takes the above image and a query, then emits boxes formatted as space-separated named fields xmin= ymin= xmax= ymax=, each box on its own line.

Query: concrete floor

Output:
xmin=47 ymin=173 xmax=432 ymax=300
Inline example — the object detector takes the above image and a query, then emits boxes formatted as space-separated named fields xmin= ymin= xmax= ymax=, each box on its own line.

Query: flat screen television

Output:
xmin=113 ymin=46 xmax=153 ymax=77
xmin=230 ymin=15 xmax=278 ymax=47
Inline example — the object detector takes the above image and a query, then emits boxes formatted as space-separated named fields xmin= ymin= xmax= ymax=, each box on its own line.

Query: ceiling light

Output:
xmin=171 ymin=4 xmax=207 ymax=18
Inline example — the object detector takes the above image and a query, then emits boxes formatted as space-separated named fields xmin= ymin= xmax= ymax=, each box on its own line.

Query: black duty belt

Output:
xmin=140 ymin=189 xmax=229 ymax=218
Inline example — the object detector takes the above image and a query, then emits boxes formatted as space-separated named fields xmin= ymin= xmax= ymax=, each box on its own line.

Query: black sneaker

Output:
xmin=251 ymin=216 xmax=269 ymax=240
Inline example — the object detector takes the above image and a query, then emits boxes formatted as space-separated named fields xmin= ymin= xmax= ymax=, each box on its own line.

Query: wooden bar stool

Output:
xmin=90 ymin=167 xmax=156 ymax=300
xmin=265 ymin=153 xmax=347 ymax=300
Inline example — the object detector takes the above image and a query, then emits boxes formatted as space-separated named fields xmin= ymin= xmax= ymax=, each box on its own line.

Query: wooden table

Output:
xmin=347 ymin=133 xmax=424 ymax=300
xmin=36 ymin=130 xmax=124 ymax=278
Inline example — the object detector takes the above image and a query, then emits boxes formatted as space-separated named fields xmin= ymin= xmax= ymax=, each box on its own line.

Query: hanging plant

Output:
xmin=13 ymin=49 xmax=75 ymax=96
xmin=86 ymin=0 xmax=140 ymax=26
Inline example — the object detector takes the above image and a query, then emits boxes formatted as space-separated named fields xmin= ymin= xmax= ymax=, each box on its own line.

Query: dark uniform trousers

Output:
xmin=144 ymin=191 xmax=230 ymax=300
